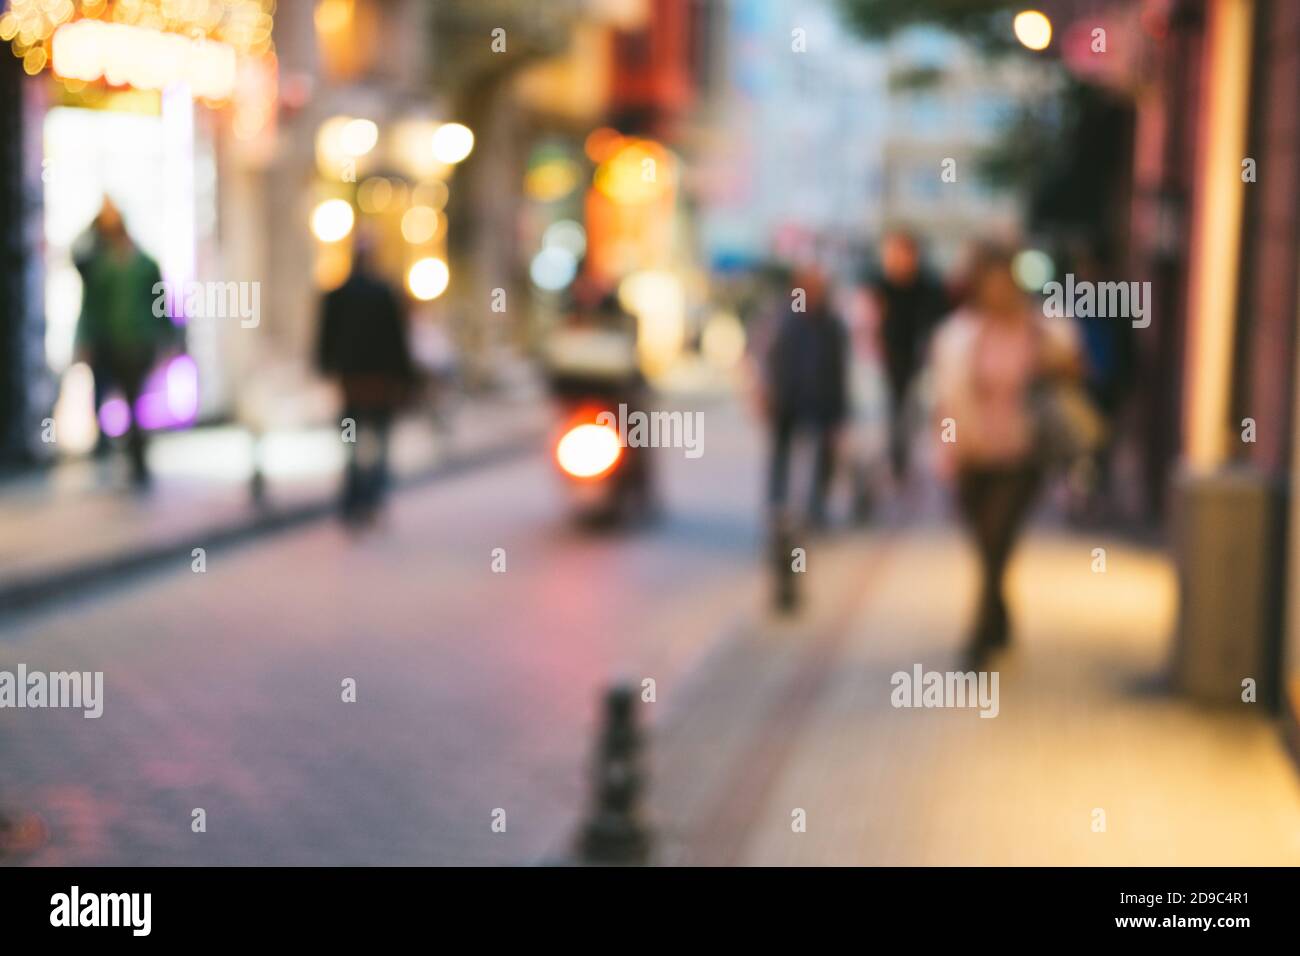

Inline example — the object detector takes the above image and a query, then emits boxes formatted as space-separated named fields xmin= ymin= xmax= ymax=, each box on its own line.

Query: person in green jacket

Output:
xmin=73 ymin=200 xmax=174 ymax=486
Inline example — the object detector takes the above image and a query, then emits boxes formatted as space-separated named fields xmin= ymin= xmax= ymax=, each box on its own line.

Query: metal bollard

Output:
xmin=574 ymin=684 xmax=652 ymax=865
xmin=771 ymin=513 xmax=800 ymax=613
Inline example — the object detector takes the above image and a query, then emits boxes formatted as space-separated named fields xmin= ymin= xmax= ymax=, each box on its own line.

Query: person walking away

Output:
xmin=930 ymin=244 xmax=1081 ymax=667
xmin=72 ymin=199 xmax=173 ymax=487
xmin=763 ymin=265 xmax=849 ymax=530
xmin=863 ymin=230 xmax=949 ymax=485
xmin=317 ymin=238 xmax=416 ymax=527
xmin=1070 ymin=243 xmax=1138 ymax=521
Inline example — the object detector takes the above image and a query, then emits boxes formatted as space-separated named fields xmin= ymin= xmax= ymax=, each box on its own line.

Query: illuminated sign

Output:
xmin=51 ymin=19 xmax=238 ymax=101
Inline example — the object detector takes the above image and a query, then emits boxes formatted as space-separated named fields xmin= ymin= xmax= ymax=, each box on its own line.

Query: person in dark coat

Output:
xmin=316 ymin=237 xmax=416 ymax=525
xmin=763 ymin=265 xmax=849 ymax=527
xmin=1069 ymin=242 xmax=1138 ymax=518
xmin=864 ymin=230 xmax=949 ymax=483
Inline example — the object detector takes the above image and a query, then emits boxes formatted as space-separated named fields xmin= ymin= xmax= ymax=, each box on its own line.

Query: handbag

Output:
xmin=1032 ymin=377 xmax=1107 ymax=467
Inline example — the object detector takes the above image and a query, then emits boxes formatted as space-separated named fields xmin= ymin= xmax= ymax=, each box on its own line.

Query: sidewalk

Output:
xmin=646 ymin=516 xmax=1300 ymax=865
xmin=0 ymin=393 xmax=549 ymax=614
xmin=0 ymin=360 xmax=736 ymax=616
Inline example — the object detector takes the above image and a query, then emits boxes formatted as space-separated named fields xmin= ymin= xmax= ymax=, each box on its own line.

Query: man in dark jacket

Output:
xmin=865 ymin=230 xmax=949 ymax=482
xmin=317 ymin=237 xmax=416 ymax=525
xmin=764 ymin=265 xmax=849 ymax=527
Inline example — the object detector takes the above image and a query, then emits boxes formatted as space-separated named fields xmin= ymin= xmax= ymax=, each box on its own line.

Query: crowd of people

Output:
xmin=71 ymin=196 xmax=1133 ymax=663
xmin=750 ymin=231 xmax=1135 ymax=665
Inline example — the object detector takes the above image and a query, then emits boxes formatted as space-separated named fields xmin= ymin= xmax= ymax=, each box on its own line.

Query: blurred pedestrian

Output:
xmin=843 ymin=287 xmax=888 ymax=524
xmin=72 ymin=199 xmax=173 ymax=487
xmin=1069 ymin=241 xmax=1138 ymax=521
xmin=317 ymin=234 xmax=416 ymax=527
xmin=863 ymin=230 xmax=949 ymax=485
xmin=930 ymin=244 xmax=1081 ymax=666
xmin=762 ymin=264 xmax=849 ymax=529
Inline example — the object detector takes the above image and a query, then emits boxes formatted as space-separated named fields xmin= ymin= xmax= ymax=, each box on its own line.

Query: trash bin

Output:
xmin=1171 ymin=464 xmax=1287 ymax=708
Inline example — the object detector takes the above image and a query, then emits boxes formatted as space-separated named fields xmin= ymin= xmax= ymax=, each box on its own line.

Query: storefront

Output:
xmin=1 ymin=0 xmax=276 ymax=456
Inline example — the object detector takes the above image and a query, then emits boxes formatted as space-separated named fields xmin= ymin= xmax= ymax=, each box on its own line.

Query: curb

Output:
xmin=0 ymin=431 xmax=540 ymax=619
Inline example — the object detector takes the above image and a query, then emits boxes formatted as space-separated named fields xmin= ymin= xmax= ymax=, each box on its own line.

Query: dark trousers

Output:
xmin=91 ymin=358 xmax=114 ymax=457
xmin=955 ymin=464 xmax=1041 ymax=649
xmin=342 ymin=407 xmax=393 ymax=520
xmin=105 ymin=357 xmax=152 ymax=484
xmin=768 ymin=417 xmax=837 ymax=522
xmin=885 ymin=367 xmax=914 ymax=482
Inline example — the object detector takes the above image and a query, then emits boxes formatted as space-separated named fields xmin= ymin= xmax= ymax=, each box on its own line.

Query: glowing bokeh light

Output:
xmin=315 ymin=0 xmax=352 ymax=34
xmin=584 ymin=127 xmax=624 ymax=164
xmin=340 ymin=118 xmax=379 ymax=156
xmin=594 ymin=139 xmax=672 ymax=205
xmin=1012 ymin=248 xmax=1055 ymax=292
xmin=311 ymin=198 xmax=355 ymax=242
xmin=52 ymin=361 xmax=98 ymax=454
xmin=556 ymin=423 xmax=622 ymax=479
xmin=525 ymin=157 xmax=580 ymax=202
xmin=1013 ymin=10 xmax=1052 ymax=50
xmin=407 ymin=257 xmax=450 ymax=300
xmin=431 ymin=122 xmax=474 ymax=164
xmin=357 ymin=176 xmax=394 ymax=213
xmin=411 ymin=180 xmax=450 ymax=211
xmin=529 ymin=247 xmax=578 ymax=292
xmin=98 ymin=397 xmax=131 ymax=438
xmin=164 ymin=354 xmax=200 ymax=421
xmin=401 ymin=205 xmax=441 ymax=245
xmin=543 ymin=220 xmax=587 ymax=259
xmin=49 ymin=19 xmax=239 ymax=100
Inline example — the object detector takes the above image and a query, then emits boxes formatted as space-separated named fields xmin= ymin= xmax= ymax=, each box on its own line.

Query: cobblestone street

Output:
xmin=4 ymin=403 xmax=1297 ymax=865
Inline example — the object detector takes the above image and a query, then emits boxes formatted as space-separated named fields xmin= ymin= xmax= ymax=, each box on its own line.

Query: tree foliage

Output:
xmin=838 ymin=0 xmax=1027 ymax=53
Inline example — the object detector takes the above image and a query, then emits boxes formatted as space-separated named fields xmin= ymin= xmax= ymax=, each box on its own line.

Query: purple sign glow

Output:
xmin=98 ymin=397 xmax=131 ymax=438
xmin=97 ymin=355 xmax=200 ymax=436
